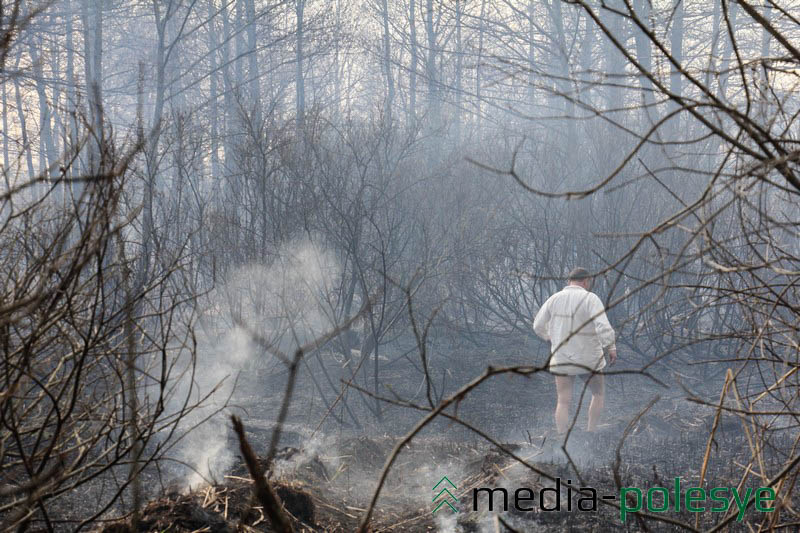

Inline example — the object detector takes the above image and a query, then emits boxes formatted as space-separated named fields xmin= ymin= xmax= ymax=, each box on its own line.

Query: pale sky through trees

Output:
xmin=4 ymin=0 xmax=797 ymax=179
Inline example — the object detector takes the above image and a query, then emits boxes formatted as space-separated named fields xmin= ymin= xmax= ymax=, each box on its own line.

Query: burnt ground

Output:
xmin=72 ymin=341 xmax=800 ymax=531
xmin=97 ymin=414 xmax=796 ymax=532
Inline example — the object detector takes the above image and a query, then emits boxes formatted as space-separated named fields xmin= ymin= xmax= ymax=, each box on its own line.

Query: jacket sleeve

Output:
xmin=590 ymin=294 xmax=616 ymax=348
xmin=532 ymin=297 xmax=552 ymax=341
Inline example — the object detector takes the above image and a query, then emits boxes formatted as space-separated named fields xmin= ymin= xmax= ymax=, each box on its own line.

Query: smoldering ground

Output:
xmin=139 ymin=251 xmax=798 ymax=532
xmin=28 ymin=231 xmax=795 ymax=532
xmin=143 ymin=229 xmax=791 ymax=529
xmin=111 ymin=383 xmax=794 ymax=532
xmin=162 ymin=236 xmax=343 ymax=487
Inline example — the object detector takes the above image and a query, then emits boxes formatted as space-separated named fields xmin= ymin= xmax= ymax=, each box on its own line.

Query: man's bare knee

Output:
xmin=587 ymin=374 xmax=604 ymax=398
xmin=555 ymin=376 xmax=574 ymax=402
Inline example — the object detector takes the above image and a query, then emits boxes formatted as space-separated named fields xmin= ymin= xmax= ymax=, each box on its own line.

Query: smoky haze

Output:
xmin=1 ymin=0 xmax=799 ymax=531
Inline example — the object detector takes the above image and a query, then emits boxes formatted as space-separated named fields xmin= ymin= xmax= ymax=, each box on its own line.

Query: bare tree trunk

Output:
xmin=245 ymin=0 xmax=262 ymax=124
xmin=167 ymin=4 xmax=187 ymax=114
xmin=632 ymin=0 xmax=654 ymax=122
xmin=759 ymin=3 xmax=773 ymax=58
xmin=408 ymin=0 xmax=417 ymax=128
xmin=705 ymin=0 xmax=721 ymax=89
xmin=578 ymin=8 xmax=595 ymax=106
xmin=208 ymin=0 xmax=220 ymax=179
xmin=333 ymin=0 xmax=342 ymax=118
xmin=221 ymin=0 xmax=234 ymax=139
xmin=221 ymin=0 xmax=239 ymax=213
xmin=380 ymin=0 xmax=394 ymax=125
xmin=475 ymin=0 xmax=485 ymax=129
xmin=81 ymin=0 xmax=92 ymax=171
xmin=717 ymin=0 xmax=737 ymax=99
xmin=13 ymin=52 xmax=35 ymax=181
xmin=601 ymin=0 xmax=626 ymax=117
xmin=666 ymin=0 xmax=684 ymax=143
xmin=2 ymin=74 xmax=9 ymax=175
xmin=235 ymin=0 xmax=245 ymax=98
xmin=65 ymin=0 xmax=78 ymax=182
xmin=424 ymin=0 xmax=438 ymax=128
xmin=527 ymin=0 xmax=536 ymax=114
xmin=144 ymin=0 xmax=170 ymax=283
xmin=81 ymin=0 xmax=103 ymax=174
xmin=669 ymin=0 xmax=684 ymax=98
xmin=453 ymin=0 xmax=462 ymax=140
xmin=548 ymin=0 xmax=575 ymax=145
xmin=92 ymin=0 xmax=102 ymax=125
xmin=29 ymin=41 xmax=56 ymax=177
xmin=50 ymin=12 xmax=62 ymax=164
xmin=295 ymin=0 xmax=305 ymax=131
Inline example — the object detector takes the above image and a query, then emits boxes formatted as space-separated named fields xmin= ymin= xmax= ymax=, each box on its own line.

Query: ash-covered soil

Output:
xmin=97 ymin=399 xmax=795 ymax=532
xmin=53 ymin=345 xmax=794 ymax=532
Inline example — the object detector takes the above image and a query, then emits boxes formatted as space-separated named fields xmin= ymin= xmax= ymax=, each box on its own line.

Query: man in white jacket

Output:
xmin=533 ymin=268 xmax=617 ymax=435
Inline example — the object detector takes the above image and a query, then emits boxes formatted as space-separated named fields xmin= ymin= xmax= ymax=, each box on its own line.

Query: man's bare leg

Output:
xmin=554 ymin=375 xmax=574 ymax=435
xmin=586 ymin=373 xmax=605 ymax=432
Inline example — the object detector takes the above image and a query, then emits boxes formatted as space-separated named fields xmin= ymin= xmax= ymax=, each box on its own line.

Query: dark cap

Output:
xmin=567 ymin=267 xmax=591 ymax=281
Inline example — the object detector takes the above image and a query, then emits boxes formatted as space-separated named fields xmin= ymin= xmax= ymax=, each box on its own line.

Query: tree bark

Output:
xmin=208 ymin=0 xmax=220 ymax=179
xmin=295 ymin=0 xmax=306 ymax=131
xmin=424 ymin=0 xmax=438 ymax=128
xmin=245 ymin=0 xmax=262 ymax=125
xmin=381 ymin=0 xmax=394 ymax=126
xmin=669 ymin=0 xmax=684 ymax=98
xmin=408 ymin=0 xmax=417 ymax=127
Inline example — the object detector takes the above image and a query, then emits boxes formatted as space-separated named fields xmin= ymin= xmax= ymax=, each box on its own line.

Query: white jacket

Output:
xmin=533 ymin=285 xmax=616 ymax=375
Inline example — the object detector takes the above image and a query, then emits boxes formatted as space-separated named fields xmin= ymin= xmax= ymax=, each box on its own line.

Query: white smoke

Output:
xmin=176 ymin=326 xmax=254 ymax=488
xmin=219 ymin=239 xmax=341 ymax=356
xmin=164 ymin=237 xmax=342 ymax=488
xmin=434 ymin=512 xmax=460 ymax=532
